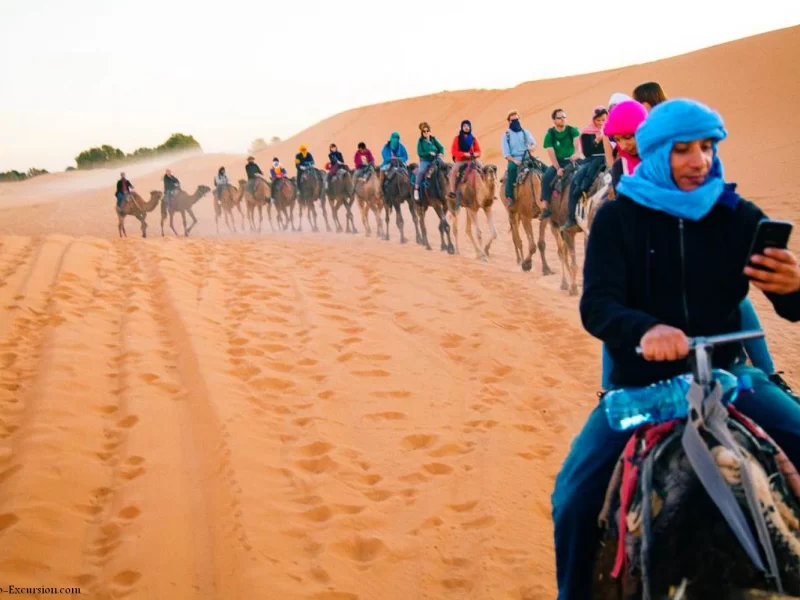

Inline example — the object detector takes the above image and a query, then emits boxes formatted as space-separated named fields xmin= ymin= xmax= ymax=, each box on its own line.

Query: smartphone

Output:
xmin=746 ymin=219 xmax=793 ymax=272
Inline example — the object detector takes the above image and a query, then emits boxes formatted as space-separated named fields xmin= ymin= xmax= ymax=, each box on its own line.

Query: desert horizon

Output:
xmin=0 ymin=18 xmax=799 ymax=600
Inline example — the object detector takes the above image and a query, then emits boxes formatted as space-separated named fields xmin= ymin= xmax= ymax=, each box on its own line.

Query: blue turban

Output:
xmin=617 ymin=98 xmax=730 ymax=221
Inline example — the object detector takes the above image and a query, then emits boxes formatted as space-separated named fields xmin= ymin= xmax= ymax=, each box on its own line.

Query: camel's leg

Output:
xmin=540 ymin=219 xmax=556 ymax=277
xmin=307 ymin=202 xmax=317 ymax=233
xmin=118 ymin=214 xmax=125 ymax=238
xmin=484 ymin=205 xmax=498 ymax=258
xmin=238 ymin=204 xmax=245 ymax=231
xmin=186 ymin=208 xmax=198 ymax=235
xmin=384 ymin=204 xmax=392 ymax=242
xmin=179 ymin=211 xmax=188 ymax=236
xmin=434 ymin=203 xmax=454 ymax=255
xmin=408 ymin=199 xmax=423 ymax=246
xmin=297 ymin=203 xmax=304 ymax=233
xmin=563 ymin=230 xmax=580 ymax=296
xmin=373 ymin=203 xmax=384 ymax=239
xmin=266 ymin=203 xmax=275 ymax=233
xmin=510 ymin=216 xmax=526 ymax=267
xmin=331 ymin=198 xmax=342 ymax=233
xmin=465 ymin=210 xmax=484 ymax=262
xmin=169 ymin=210 xmax=179 ymax=236
xmin=450 ymin=208 xmax=460 ymax=255
xmin=417 ymin=205 xmax=432 ymax=251
xmin=551 ymin=224 xmax=570 ymax=290
xmin=319 ymin=194 xmax=332 ymax=232
xmin=520 ymin=216 xmax=538 ymax=272
xmin=161 ymin=207 xmax=167 ymax=237
xmin=359 ymin=199 xmax=370 ymax=237
xmin=394 ymin=201 xmax=407 ymax=244
xmin=346 ymin=197 xmax=358 ymax=234
xmin=139 ymin=215 xmax=148 ymax=239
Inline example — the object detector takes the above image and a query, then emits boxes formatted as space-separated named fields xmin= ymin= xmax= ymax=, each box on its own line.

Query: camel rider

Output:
xmin=213 ymin=167 xmax=229 ymax=205
xmin=448 ymin=119 xmax=482 ymax=209
xmin=295 ymin=144 xmax=316 ymax=186
xmin=552 ymin=98 xmax=800 ymax=600
xmin=327 ymin=143 xmax=349 ymax=178
xmin=597 ymin=98 xmax=797 ymax=400
xmin=562 ymin=106 xmax=609 ymax=231
xmin=413 ymin=122 xmax=445 ymax=201
xmin=500 ymin=110 xmax=537 ymax=209
xmin=603 ymin=92 xmax=631 ymax=168
xmin=163 ymin=169 xmax=180 ymax=210
xmin=379 ymin=132 xmax=409 ymax=193
xmin=353 ymin=142 xmax=375 ymax=179
xmin=541 ymin=109 xmax=582 ymax=218
xmin=115 ymin=172 xmax=134 ymax=212
xmin=245 ymin=156 xmax=267 ymax=194
xmin=269 ymin=157 xmax=288 ymax=199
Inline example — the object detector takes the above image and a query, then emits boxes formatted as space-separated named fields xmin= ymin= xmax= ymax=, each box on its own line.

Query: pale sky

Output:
xmin=1 ymin=0 xmax=799 ymax=173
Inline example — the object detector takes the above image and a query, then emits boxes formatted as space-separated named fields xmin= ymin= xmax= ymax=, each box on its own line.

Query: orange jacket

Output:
xmin=451 ymin=135 xmax=482 ymax=161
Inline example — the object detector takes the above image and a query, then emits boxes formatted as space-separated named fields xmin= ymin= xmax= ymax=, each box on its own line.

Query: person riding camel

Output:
xmin=448 ymin=119 xmax=482 ymax=209
xmin=540 ymin=109 xmax=582 ymax=218
xmin=500 ymin=110 xmax=537 ymax=210
xmin=603 ymin=92 xmax=632 ymax=168
xmin=327 ymin=143 xmax=349 ymax=178
xmin=269 ymin=157 xmax=288 ymax=199
xmin=597 ymin=97 xmax=796 ymax=399
xmin=163 ymin=169 xmax=180 ymax=210
xmin=379 ymin=132 xmax=409 ymax=194
xmin=115 ymin=172 xmax=134 ymax=212
xmin=295 ymin=144 xmax=316 ymax=187
xmin=413 ymin=122 xmax=445 ymax=201
xmin=551 ymin=98 xmax=800 ymax=600
xmin=562 ymin=106 xmax=608 ymax=231
xmin=633 ymin=80 xmax=668 ymax=112
xmin=353 ymin=142 xmax=375 ymax=179
xmin=213 ymin=167 xmax=229 ymax=206
xmin=245 ymin=156 xmax=268 ymax=194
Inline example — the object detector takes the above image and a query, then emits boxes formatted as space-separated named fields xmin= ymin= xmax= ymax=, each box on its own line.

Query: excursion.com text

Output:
xmin=0 ymin=587 xmax=81 ymax=595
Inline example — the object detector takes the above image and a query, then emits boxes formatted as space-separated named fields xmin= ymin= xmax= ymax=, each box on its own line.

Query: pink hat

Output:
xmin=603 ymin=100 xmax=648 ymax=137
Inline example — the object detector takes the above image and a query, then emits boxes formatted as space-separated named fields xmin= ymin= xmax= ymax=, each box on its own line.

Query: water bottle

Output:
xmin=603 ymin=369 xmax=753 ymax=432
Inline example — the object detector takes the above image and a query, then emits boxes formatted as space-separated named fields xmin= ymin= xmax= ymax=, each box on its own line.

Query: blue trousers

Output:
xmin=552 ymin=364 xmax=800 ymax=599
xmin=601 ymin=297 xmax=775 ymax=391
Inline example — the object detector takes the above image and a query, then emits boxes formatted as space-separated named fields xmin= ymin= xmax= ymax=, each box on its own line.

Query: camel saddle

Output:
xmin=551 ymin=161 xmax=579 ymax=196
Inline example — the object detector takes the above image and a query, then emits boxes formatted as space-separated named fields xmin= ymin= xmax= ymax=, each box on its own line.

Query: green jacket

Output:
xmin=417 ymin=135 xmax=445 ymax=160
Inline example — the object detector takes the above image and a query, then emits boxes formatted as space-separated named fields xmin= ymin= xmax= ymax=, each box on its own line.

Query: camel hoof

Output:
xmin=543 ymin=267 xmax=554 ymax=276
xmin=521 ymin=259 xmax=533 ymax=272
xmin=447 ymin=244 xmax=455 ymax=255
xmin=480 ymin=255 xmax=488 ymax=263
xmin=560 ymin=281 xmax=569 ymax=291
xmin=426 ymin=245 xmax=432 ymax=251
xmin=569 ymin=286 xmax=579 ymax=297
xmin=400 ymin=238 xmax=408 ymax=244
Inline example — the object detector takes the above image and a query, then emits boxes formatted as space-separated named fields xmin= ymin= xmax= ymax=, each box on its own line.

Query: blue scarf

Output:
xmin=458 ymin=120 xmax=474 ymax=152
xmin=509 ymin=119 xmax=522 ymax=133
xmin=617 ymin=99 xmax=730 ymax=221
xmin=389 ymin=132 xmax=400 ymax=153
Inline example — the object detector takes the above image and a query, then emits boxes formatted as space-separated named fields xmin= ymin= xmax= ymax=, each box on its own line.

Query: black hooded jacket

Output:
xmin=580 ymin=189 xmax=800 ymax=388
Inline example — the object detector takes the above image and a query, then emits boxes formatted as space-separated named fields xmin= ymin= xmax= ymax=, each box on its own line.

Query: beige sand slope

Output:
xmin=0 ymin=26 xmax=798 ymax=600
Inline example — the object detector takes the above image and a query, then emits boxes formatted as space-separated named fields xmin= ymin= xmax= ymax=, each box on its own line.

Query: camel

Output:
xmin=213 ymin=183 xmax=245 ymax=234
xmin=409 ymin=158 xmax=455 ymax=254
xmin=117 ymin=191 xmax=162 ymax=238
xmin=448 ymin=159 xmax=499 ymax=262
xmin=501 ymin=153 xmax=560 ymax=277
xmin=296 ymin=167 xmax=330 ymax=233
xmin=326 ymin=168 xmax=358 ymax=234
xmin=538 ymin=161 xmax=582 ymax=295
xmin=238 ymin=177 xmax=274 ymax=233
xmin=574 ymin=170 xmax=613 ymax=252
xmin=270 ymin=177 xmax=298 ymax=232
xmin=353 ymin=165 xmax=385 ymax=239
xmin=381 ymin=158 xmax=421 ymax=245
xmin=592 ymin=406 xmax=800 ymax=599
xmin=160 ymin=185 xmax=211 ymax=237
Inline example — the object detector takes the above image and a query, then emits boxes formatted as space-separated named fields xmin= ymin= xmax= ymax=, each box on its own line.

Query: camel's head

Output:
xmin=197 ymin=184 xmax=212 ymax=197
xmin=483 ymin=164 xmax=498 ymax=181
xmin=151 ymin=191 xmax=163 ymax=201
xmin=238 ymin=179 xmax=247 ymax=187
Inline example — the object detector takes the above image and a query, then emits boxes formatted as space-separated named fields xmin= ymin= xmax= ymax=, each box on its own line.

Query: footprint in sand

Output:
xmin=370 ymin=390 xmax=411 ymax=399
xmin=117 ymin=506 xmax=141 ymax=520
xmin=112 ymin=570 xmax=141 ymax=587
xmin=299 ymin=441 xmax=334 ymax=457
xmin=448 ymin=500 xmax=479 ymax=513
xmin=0 ymin=513 xmax=19 ymax=532
xmin=365 ymin=411 xmax=406 ymax=421
xmin=401 ymin=434 xmax=438 ymax=450
xmin=301 ymin=505 xmax=334 ymax=522
xmin=333 ymin=536 xmax=387 ymax=563
xmin=309 ymin=591 xmax=359 ymax=600
xmin=440 ymin=333 xmax=465 ymax=349
xmin=295 ymin=455 xmax=338 ymax=474
xmin=441 ymin=579 xmax=473 ymax=591
xmin=117 ymin=415 xmax=139 ymax=429
xmin=363 ymin=489 xmax=392 ymax=502
xmin=461 ymin=515 xmax=496 ymax=529
xmin=428 ymin=442 xmax=475 ymax=458
xmin=423 ymin=463 xmax=454 ymax=475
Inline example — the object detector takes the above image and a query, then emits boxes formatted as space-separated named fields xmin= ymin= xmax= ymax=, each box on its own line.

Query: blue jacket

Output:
xmin=380 ymin=142 xmax=409 ymax=167
xmin=501 ymin=128 xmax=536 ymax=160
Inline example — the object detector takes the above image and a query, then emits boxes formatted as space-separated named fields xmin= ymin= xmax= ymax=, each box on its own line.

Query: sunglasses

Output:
xmin=555 ymin=115 xmax=566 ymax=120
xmin=422 ymin=129 xmax=430 ymax=133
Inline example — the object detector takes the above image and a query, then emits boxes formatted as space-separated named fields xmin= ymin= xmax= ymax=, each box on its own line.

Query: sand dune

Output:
xmin=0 ymin=25 xmax=798 ymax=599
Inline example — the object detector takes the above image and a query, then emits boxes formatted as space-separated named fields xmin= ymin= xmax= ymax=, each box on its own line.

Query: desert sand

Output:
xmin=0 ymin=25 xmax=798 ymax=600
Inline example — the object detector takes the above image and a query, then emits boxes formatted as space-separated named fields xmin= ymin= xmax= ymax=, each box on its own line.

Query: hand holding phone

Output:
xmin=744 ymin=219 xmax=800 ymax=294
